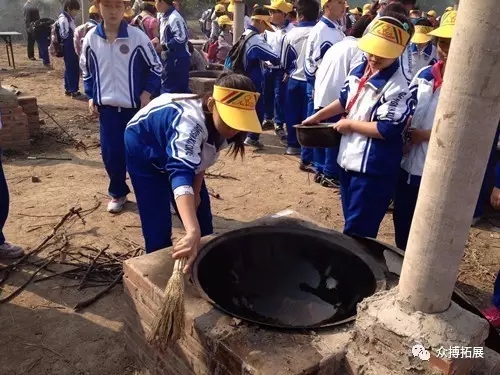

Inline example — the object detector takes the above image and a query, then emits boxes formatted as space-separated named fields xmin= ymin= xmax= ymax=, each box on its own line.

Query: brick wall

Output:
xmin=0 ymin=95 xmax=30 ymax=150
xmin=18 ymin=96 xmax=40 ymax=137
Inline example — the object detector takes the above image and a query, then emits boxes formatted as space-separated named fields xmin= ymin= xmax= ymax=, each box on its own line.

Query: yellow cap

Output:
xmin=143 ymin=0 xmax=156 ymax=5
xmin=265 ymin=0 xmax=293 ymax=14
xmin=411 ymin=25 xmax=434 ymax=44
xmin=362 ymin=3 xmax=371 ymax=11
xmin=228 ymin=0 xmax=234 ymax=13
xmin=445 ymin=6 xmax=453 ymax=12
xmin=358 ymin=18 xmax=410 ymax=59
xmin=218 ymin=0 xmax=231 ymax=3
xmin=212 ymin=86 xmax=262 ymax=134
xmin=215 ymin=4 xmax=226 ymax=12
xmin=427 ymin=10 xmax=436 ymax=17
xmin=251 ymin=14 xmax=274 ymax=32
xmin=218 ymin=15 xmax=233 ymax=27
xmin=89 ymin=5 xmax=98 ymax=14
xmin=321 ymin=0 xmax=329 ymax=8
xmin=428 ymin=10 xmax=456 ymax=38
xmin=124 ymin=8 xmax=135 ymax=18
xmin=350 ymin=8 xmax=361 ymax=16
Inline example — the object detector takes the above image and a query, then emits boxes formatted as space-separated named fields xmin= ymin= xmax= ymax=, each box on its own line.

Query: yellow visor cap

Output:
xmin=215 ymin=4 xmax=226 ymax=12
xmin=411 ymin=25 xmax=434 ymax=44
xmin=89 ymin=5 xmax=98 ymax=14
xmin=213 ymin=86 xmax=262 ymax=134
xmin=428 ymin=10 xmax=456 ymax=39
xmin=228 ymin=1 xmax=234 ymax=12
xmin=251 ymin=14 xmax=274 ymax=31
xmin=218 ymin=15 xmax=233 ymax=27
xmin=264 ymin=0 xmax=293 ymax=14
xmin=358 ymin=19 xmax=410 ymax=59
xmin=427 ymin=10 xmax=436 ymax=17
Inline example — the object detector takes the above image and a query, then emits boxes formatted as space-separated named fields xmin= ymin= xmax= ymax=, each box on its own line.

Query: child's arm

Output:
xmin=303 ymin=99 xmax=345 ymax=124
xmin=165 ymin=17 xmax=188 ymax=51
xmin=79 ymin=35 xmax=97 ymax=114
xmin=280 ymin=35 xmax=294 ymax=75
xmin=138 ymin=33 xmax=162 ymax=105
xmin=251 ymin=38 xmax=280 ymax=66
xmin=193 ymin=171 xmax=205 ymax=208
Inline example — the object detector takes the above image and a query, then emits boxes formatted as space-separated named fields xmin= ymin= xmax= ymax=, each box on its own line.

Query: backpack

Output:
xmin=49 ymin=22 xmax=63 ymax=58
xmin=28 ymin=18 xmax=54 ymax=39
xmin=200 ymin=8 xmax=214 ymax=34
xmin=131 ymin=15 xmax=147 ymax=34
xmin=223 ymin=31 xmax=257 ymax=74
xmin=207 ymin=40 xmax=219 ymax=62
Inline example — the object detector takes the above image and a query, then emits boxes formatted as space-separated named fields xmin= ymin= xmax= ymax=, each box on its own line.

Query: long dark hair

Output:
xmin=350 ymin=14 xmax=375 ymax=38
xmin=203 ymin=73 xmax=258 ymax=160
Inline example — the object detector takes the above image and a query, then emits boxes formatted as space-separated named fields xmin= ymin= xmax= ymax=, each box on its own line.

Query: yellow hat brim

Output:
xmin=215 ymin=102 xmax=262 ymax=134
xmin=264 ymin=4 xmax=292 ymax=13
xmin=358 ymin=33 xmax=405 ymax=59
xmin=219 ymin=21 xmax=233 ymax=27
xmin=124 ymin=9 xmax=135 ymax=17
xmin=428 ymin=25 xmax=454 ymax=39
xmin=411 ymin=33 xmax=433 ymax=44
xmin=227 ymin=3 xmax=234 ymax=12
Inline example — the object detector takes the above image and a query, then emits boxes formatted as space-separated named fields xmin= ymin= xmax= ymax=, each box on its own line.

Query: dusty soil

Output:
xmin=0 ymin=44 xmax=499 ymax=375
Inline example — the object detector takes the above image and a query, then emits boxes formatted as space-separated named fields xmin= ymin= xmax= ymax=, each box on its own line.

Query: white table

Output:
xmin=0 ymin=32 xmax=23 ymax=69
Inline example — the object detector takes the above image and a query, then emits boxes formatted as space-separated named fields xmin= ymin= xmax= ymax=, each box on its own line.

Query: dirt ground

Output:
xmin=0 ymin=43 xmax=499 ymax=375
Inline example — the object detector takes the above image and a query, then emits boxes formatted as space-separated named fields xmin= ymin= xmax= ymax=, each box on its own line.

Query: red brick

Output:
xmin=123 ymin=263 xmax=156 ymax=302
xmin=17 ymin=96 xmax=37 ymax=104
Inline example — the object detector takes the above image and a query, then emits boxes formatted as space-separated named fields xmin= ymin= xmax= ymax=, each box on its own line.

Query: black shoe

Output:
xmin=320 ymin=175 xmax=340 ymax=189
xmin=314 ymin=173 xmax=323 ymax=183
xmin=65 ymin=91 xmax=71 ymax=96
xmin=299 ymin=161 xmax=315 ymax=173
xmin=262 ymin=119 xmax=274 ymax=130
xmin=70 ymin=91 xmax=82 ymax=98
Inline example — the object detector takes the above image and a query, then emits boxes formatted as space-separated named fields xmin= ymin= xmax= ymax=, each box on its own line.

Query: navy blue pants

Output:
xmin=273 ymin=70 xmax=286 ymax=127
xmin=312 ymin=110 xmax=340 ymax=178
xmin=263 ymin=69 xmax=275 ymax=122
xmin=37 ymin=33 xmax=50 ymax=65
xmin=0 ymin=150 xmax=9 ymax=245
xmin=124 ymin=131 xmax=213 ymax=253
xmin=301 ymin=82 xmax=316 ymax=163
xmin=99 ymin=106 xmax=137 ymax=198
xmin=62 ymin=41 xmax=79 ymax=93
xmin=285 ymin=78 xmax=308 ymax=150
xmin=493 ymin=271 xmax=500 ymax=308
xmin=339 ymin=168 xmax=396 ymax=238
xmin=161 ymin=56 xmax=190 ymax=94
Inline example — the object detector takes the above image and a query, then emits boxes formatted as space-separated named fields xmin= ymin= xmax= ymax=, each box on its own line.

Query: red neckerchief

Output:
xmin=432 ymin=60 xmax=444 ymax=92
xmin=346 ymin=66 xmax=374 ymax=114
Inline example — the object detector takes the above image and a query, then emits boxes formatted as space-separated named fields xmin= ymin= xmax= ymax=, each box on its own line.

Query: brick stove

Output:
xmin=123 ymin=211 xmax=354 ymax=375
xmin=0 ymin=85 xmax=40 ymax=151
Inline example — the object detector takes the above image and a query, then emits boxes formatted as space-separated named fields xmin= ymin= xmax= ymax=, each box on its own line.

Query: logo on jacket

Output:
xmin=119 ymin=44 xmax=130 ymax=54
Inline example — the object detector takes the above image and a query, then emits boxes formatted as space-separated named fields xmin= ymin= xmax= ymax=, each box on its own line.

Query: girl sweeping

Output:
xmin=57 ymin=0 xmax=81 ymax=97
xmin=80 ymin=0 xmax=162 ymax=214
xmin=303 ymin=13 xmax=414 ymax=239
xmin=124 ymin=73 xmax=262 ymax=273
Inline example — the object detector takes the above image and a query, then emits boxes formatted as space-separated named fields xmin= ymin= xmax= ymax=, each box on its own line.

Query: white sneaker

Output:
xmin=107 ymin=196 xmax=128 ymax=213
xmin=0 ymin=242 xmax=25 ymax=259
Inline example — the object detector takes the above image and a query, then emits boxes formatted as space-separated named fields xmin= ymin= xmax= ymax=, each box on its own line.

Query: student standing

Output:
xmin=304 ymin=0 xmax=346 ymax=180
xmin=209 ymin=4 xmax=226 ymax=43
xmin=304 ymin=14 xmax=414 ymax=238
xmin=131 ymin=1 xmax=159 ymax=41
xmin=57 ymin=0 xmax=81 ymax=97
xmin=24 ymin=0 xmax=40 ymax=61
xmin=240 ymin=7 xmax=281 ymax=149
xmin=80 ymin=0 xmax=162 ymax=213
xmin=409 ymin=18 xmax=437 ymax=77
xmin=74 ymin=5 xmax=101 ymax=56
xmin=216 ymin=15 xmax=233 ymax=64
xmin=156 ymin=0 xmax=191 ymax=94
xmin=125 ymin=73 xmax=261 ymax=272
xmin=262 ymin=0 xmax=294 ymax=142
xmin=281 ymin=0 xmax=319 ymax=164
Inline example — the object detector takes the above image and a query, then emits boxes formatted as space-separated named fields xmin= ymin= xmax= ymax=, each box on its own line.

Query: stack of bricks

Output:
xmin=17 ymin=96 xmax=40 ymax=137
xmin=123 ymin=211 xmax=353 ymax=375
xmin=0 ymin=88 xmax=30 ymax=150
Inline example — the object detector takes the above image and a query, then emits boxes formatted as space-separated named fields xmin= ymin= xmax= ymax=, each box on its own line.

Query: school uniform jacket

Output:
xmin=400 ymin=65 xmax=438 ymax=178
xmin=304 ymin=17 xmax=344 ymax=86
xmin=126 ymin=94 xmax=226 ymax=194
xmin=410 ymin=42 xmax=437 ymax=79
xmin=242 ymin=26 xmax=280 ymax=92
xmin=80 ymin=21 xmax=162 ymax=108
xmin=338 ymin=57 xmax=413 ymax=175
xmin=160 ymin=8 xmax=190 ymax=58
xmin=281 ymin=21 xmax=317 ymax=82
xmin=264 ymin=21 xmax=294 ymax=69
xmin=314 ymin=36 xmax=362 ymax=110
xmin=57 ymin=11 xmax=76 ymax=53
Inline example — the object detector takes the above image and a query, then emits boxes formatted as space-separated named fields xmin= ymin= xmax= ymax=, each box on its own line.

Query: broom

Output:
xmin=148 ymin=257 xmax=187 ymax=350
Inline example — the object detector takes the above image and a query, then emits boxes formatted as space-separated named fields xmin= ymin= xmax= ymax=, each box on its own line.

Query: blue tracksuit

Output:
xmin=281 ymin=20 xmax=316 ymax=155
xmin=241 ymin=26 xmax=280 ymax=141
xmin=80 ymin=21 xmax=162 ymax=198
xmin=124 ymin=94 xmax=220 ymax=252
xmin=160 ymin=8 xmax=191 ymax=94
xmin=57 ymin=11 xmax=79 ymax=93
xmin=338 ymin=58 xmax=412 ymax=238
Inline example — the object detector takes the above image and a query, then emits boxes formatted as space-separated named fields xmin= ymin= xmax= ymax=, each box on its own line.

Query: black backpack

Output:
xmin=223 ymin=31 xmax=257 ymax=74
xmin=28 ymin=18 xmax=54 ymax=39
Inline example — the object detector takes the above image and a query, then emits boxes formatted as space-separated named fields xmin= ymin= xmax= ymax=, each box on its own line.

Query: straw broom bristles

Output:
xmin=148 ymin=257 xmax=187 ymax=350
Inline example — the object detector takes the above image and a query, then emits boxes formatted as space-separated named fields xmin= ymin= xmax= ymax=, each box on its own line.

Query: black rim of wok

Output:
xmin=191 ymin=225 xmax=387 ymax=330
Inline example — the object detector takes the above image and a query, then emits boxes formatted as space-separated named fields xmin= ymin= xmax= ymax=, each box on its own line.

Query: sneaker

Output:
xmin=314 ymin=173 xmax=323 ymax=184
xmin=320 ymin=175 xmax=340 ymax=189
xmin=482 ymin=306 xmax=500 ymax=328
xmin=285 ymin=147 xmax=301 ymax=156
xmin=275 ymin=127 xmax=287 ymax=145
xmin=262 ymin=119 xmax=274 ymax=130
xmin=107 ymin=196 xmax=128 ymax=213
xmin=387 ymin=199 xmax=395 ymax=211
xmin=244 ymin=137 xmax=264 ymax=149
xmin=0 ymin=242 xmax=25 ymax=259
xmin=299 ymin=161 xmax=315 ymax=173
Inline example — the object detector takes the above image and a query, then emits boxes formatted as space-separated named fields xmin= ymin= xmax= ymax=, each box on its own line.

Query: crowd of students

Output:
xmin=2 ymin=0 xmax=500 ymax=324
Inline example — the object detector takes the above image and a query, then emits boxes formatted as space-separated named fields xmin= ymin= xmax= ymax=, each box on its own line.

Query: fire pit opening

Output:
xmin=192 ymin=226 xmax=385 ymax=329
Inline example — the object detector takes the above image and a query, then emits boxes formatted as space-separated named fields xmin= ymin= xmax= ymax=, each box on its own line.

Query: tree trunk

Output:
xmin=398 ymin=0 xmax=500 ymax=313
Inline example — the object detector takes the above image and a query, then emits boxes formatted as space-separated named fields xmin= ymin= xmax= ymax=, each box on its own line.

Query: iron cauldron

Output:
xmin=294 ymin=123 xmax=342 ymax=148
xmin=191 ymin=226 xmax=386 ymax=329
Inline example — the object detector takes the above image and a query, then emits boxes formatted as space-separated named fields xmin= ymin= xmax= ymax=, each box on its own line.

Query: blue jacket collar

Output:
xmin=298 ymin=20 xmax=316 ymax=27
xmin=163 ymin=7 xmax=175 ymax=18
xmin=88 ymin=19 xmax=98 ymax=26
xmin=247 ymin=25 xmax=260 ymax=33
xmin=411 ymin=42 xmax=434 ymax=57
xmin=320 ymin=16 xmax=339 ymax=29
xmin=351 ymin=55 xmax=401 ymax=91
xmin=95 ymin=20 xmax=129 ymax=40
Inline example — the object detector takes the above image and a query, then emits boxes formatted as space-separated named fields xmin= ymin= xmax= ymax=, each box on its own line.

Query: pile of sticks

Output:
xmin=0 ymin=201 xmax=143 ymax=311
